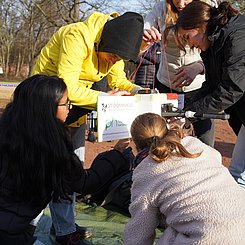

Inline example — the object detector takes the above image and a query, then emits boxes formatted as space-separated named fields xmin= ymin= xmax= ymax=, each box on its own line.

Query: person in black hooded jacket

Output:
xmin=174 ymin=1 xmax=245 ymax=187
xmin=0 ymin=74 xmax=130 ymax=245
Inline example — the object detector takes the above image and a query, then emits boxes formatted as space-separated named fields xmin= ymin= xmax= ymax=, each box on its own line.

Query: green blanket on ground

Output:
xmin=35 ymin=202 xmax=161 ymax=245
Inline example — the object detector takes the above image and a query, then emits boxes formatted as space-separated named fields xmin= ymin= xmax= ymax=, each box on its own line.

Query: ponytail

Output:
xmin=207 ymin=1 xmax=239 ymax=35
xmin=149 ymin=123 xmax=200 ymax=162
xmin=131 ymin=113 xmax=200 ymax=163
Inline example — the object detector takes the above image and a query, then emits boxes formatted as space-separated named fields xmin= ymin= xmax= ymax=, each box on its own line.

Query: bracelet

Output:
xmin=196 ymin=60 xmax=205 ymax=75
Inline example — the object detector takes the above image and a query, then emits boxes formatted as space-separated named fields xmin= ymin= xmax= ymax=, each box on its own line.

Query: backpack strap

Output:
xmin=101 ymin=171 xmax=133 ymax=206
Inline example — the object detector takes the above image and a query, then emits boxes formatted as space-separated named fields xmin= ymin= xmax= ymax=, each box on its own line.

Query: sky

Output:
xmin=111 ymin=0 xmax=141 ymax=12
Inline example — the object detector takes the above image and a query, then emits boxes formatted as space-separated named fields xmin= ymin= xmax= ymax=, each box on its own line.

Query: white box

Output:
xmin=97 ymin=93 xmax=178 ymax=142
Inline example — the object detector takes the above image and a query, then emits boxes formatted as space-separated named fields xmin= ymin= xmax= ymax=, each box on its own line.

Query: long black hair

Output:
xmin=0 ymin=75 xmax=77 ymax=205
xmin=174 ymin=1 xmax=239 ymax=51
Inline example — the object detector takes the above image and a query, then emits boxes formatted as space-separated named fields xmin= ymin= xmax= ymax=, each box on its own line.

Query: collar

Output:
xmin=133 ymin=148 xmax=149 ymax=169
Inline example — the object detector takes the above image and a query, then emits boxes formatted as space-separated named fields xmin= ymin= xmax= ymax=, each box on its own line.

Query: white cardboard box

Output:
xmin=97 ymin=93 xmax=179 ymax=142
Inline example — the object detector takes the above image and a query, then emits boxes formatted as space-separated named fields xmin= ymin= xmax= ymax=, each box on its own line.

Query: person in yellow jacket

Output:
xmin=32 ymin=11 xmax=143 ymax=245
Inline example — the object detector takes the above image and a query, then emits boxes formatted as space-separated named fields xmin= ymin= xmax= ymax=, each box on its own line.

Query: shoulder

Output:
xmin=217 ymin=15 xmax=245 ymax=53
xmin=131 ymin=156 xmax=168 ymax=201
xmin=67 ymin=11 xmax=119 ymax=43
xmin=181 ymin=136 xmax=203 ymax=150
xmin=133 ymin=156 xmax=158 ymax=178
xmin=153 ymin=1 xmax=165 ymax=8
xmin=152 ymin=1 xmax=166 ymax=14
xmin=146 ymin=1 xmax=166 ymax=17
xmin=132 ymin=156 xmax=170 ymax=186
xmin=144 ymin=1 xmax=166 ymax=30
xmin=228 ymin=15 xmax=245 ymax=33
xmin=182 ymin=136 xmax=222 ymax=161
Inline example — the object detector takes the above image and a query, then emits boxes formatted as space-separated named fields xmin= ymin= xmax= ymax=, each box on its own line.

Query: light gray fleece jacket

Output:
xmin=144 ymin=0 xmax=217 ymax=93
xmin=124 ymin=136 xmax=245 ymax=245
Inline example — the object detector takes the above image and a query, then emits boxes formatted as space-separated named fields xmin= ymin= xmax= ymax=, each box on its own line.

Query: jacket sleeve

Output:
xmin=57 ymin=28 xmax=100 ymax=110
xmin=144 ymin=1 xmax=166 ymax=31
xmin=186 ymin=31 xmax=245 ymax=114
xmin=124 ymin=179 xmax=159 ymax=245
xmin=107 ymin=60 xmax=137 ymax=93
xmin=70 ymin=149 xmax=130 ymax=195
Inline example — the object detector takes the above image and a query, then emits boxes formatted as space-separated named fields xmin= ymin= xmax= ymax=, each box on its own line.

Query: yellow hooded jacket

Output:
xmin=32 ymin=12 xmax=137 ymax=126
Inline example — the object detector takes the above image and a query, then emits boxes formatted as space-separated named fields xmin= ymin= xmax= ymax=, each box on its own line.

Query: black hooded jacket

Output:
xmin=185 ymin=15 xmax=245 ymax=134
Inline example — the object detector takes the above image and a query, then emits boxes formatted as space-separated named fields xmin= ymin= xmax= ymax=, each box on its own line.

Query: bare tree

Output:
xmin=17 ymin=0 xmax=60 ymax=75
xmin=124 ymin=0 xmax=160 ymax=16
xmin=35 ymin=0 xmax=125 ymax=27
xmin=0 ymin=0 xmax=138 ymax=79
xmin=0 ymin=1 xmax=21 ymax=78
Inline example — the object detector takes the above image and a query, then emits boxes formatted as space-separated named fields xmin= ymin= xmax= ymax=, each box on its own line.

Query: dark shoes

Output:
xmin=74 ymin=224 xmax=93 ymax=239
xmin=50 ymin=223 xmax=93 ymax=245
xmin=55 ymin=231 xmax=93 ymax=245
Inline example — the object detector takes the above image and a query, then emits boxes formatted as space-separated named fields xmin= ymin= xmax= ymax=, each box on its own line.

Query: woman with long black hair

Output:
xmin=0 ymin=74 xmax=130 ymax=245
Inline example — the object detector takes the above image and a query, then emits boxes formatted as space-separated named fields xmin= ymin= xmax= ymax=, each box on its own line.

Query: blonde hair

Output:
xmin=165 ymin=0 xmax=213 ymax=26
xmin=130 ymin=113 xmax=201 ymax=163
xmin=163 ymin=0 xmax=212 ymax=43
xmin=165 ymin=0 xmax=179 ymax=26
xmin=163 ymin=0 xmax=185 ymax=43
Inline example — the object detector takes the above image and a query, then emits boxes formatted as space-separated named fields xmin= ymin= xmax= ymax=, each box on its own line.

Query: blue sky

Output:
xmin=121 ymin=0 xmax=139 ymax=11
xmin=110 ymin=0 xmax=140 ymax=12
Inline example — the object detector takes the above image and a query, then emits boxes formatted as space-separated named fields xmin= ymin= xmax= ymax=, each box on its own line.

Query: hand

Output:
xmin=113 ymin=139 xmax=131 ymax=153
xmin=167 ymin=117 xmax=193 ymax=135
xmin=166 ymin=117 xmax=186 ymax=128
xmin=141 ymin=27 xmax=162 ymax=51
xmin=172 ymin=62 xmax=204 ymax=88
xmin=107 ymin=88 xmax=131 ymax=96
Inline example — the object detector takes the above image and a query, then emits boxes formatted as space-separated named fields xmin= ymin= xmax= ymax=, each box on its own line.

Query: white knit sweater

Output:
xmin=124 ymin=136 xmax=245 ymax=245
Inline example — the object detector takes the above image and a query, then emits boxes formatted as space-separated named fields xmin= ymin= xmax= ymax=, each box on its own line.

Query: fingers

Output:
xmin=114 ymin=90 xmax=131 ymax=96
xmin=167 ymin=117 xmax=186 ymax=128
xmin=172 ymin=71 xmax=192 ymax=88
xmin=107 ymin=88 xmax=119 ymax=95
xmin=143 ymin=30 xmax=152 ymax=42
xmin=143 ymin=27 xmax=161 ymax=43
xmin=173 ymin=77 xmax=192 ymax=88
xmin=107 ymin=89 xmax=131 ymax=96
xmin=113 ymin=138 xmax=131 ymax=153
xmin=172 ymin=66 xmax=195 ymax=88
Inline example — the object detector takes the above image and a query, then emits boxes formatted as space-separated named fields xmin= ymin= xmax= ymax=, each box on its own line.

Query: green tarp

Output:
xmin=35 ymin=202 xmax=161 ymax=245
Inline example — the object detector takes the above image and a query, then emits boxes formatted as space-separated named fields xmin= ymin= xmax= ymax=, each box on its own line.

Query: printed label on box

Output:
xmin=97 ymin=93 xmax=178 ymax=142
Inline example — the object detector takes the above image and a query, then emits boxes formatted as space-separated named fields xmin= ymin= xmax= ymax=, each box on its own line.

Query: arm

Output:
xmin=124 ymin=186 xmax=160 ymax=245
xmin=71 ymin=149 xmax=130 ymax=195
xmin=186 ymin=33 xmax=245 ymax=113
xmin=144 ymin=1 xmax=165 ymax=31
xmin=57 ymin=28 xmax=100 ymax=110
xmin=142 ymin=2 xmax=165 ymax=51
xmin=107 ymin=61 xmax=142 ymax=94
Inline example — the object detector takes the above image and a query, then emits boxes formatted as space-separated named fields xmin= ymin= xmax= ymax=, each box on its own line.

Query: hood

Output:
xmin=98 ymin=12 xmax=144 ymax=61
